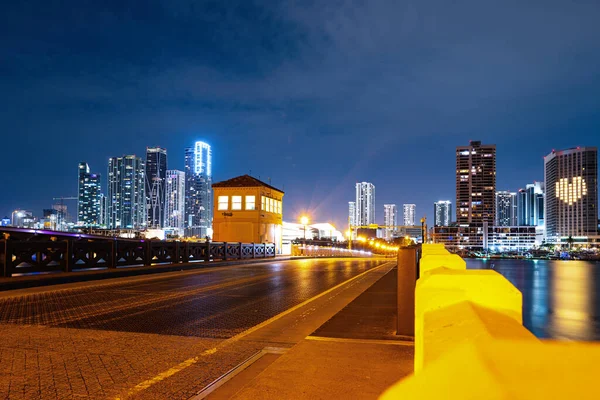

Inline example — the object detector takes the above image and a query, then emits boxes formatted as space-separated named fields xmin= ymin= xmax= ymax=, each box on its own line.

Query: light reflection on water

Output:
xmin=467 ymin=259 xmax=600 ymax=341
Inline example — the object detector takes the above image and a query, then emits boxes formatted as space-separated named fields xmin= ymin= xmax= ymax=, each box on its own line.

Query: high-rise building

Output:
xmin=185 ymin=141 xmax=213 ymax=237
xmin=107 ymin=155 xmax=146 ymax=230
xmin=355 ymin=182 xmax=375 ymax=227
xmin=517 ymin=182 xmax=545 ymax=227
xmin=456 ymin=141 xmax=496 ymax=226
xmin=99 ymin=193 xmax=107 ymax=227
xmin=383 ymin=204 xmax=397 ymax=240
xmin=348 ymin=201 xmax=356 ymax=227
xmin=77 ymin=162 xmax=102 ymax=227
xmin=495 ymin=191 xmax=517 ymax=226
xmin=403 ymin=204 xmax=416 ymax=226
xmin=145 ymin=147 xmax=168 ymax=228
xmin=434 ymin=201 xmax=453 ymax=227
xmin=165 ymin=170 xmax=186 ymax=235
xmin=544 ymin=147 xmax=598 ymax=240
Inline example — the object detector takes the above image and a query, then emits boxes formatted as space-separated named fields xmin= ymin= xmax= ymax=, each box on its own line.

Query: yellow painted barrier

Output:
xmin=380 ymin=244 xmax=600 ymax=400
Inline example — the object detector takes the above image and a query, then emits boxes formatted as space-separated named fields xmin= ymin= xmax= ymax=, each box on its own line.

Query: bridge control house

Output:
xmin=212 ymin=175 xmax=284 ymax=253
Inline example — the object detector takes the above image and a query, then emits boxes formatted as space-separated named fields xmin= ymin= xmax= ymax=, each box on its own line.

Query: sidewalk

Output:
xmin=209 ymin=267 xmax=414 ymax=400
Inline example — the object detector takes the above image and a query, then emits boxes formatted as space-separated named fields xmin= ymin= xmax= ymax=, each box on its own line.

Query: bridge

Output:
xmin=0 ymin=233 xmax=596 ymax=399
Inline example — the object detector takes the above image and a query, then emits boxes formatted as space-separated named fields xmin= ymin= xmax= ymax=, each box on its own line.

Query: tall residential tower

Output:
xmin=434 ymin=201 xmax=452 ymax=227
xmin=495 ymin=191 xmax=517 ymax=226
xmin=403 ymin=204 xmax=416 ymax=226
xmin=383 ymin=204 xmax=397 ymax=240
xmin=107 ymin=155 xmax=146 ymax=229
xmin=145 ymin=147 xmax=168 ymax=228
xmin=164 ymin=170 xmax=186 ymax=236
xmin=77 ymin=162 xmax=102 ymax=227
xmin=355 ymin=182 xmax=375 ymax=227
xmin=456 ymin=141 xmax=496 ymax=226
xmin=185 ymin=141 xmax=213 ymax=237
xmin=544 ymin=147 xmax=597 ymax=241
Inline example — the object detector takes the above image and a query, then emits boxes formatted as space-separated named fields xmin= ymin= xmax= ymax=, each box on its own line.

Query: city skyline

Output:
xmin=2 ymin=1 xmax=600 ymax=231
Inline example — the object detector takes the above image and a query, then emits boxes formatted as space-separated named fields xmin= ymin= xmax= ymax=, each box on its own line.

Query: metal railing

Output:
xmin=0 ymin=231 xmax=276 ymax=277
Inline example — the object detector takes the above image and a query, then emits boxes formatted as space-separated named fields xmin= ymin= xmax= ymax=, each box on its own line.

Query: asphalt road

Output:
xmin=0 ymin=257 xmax=391 ymax=399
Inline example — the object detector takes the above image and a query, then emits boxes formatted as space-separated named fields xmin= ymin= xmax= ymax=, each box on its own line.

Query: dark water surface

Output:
xmin=467 ymin=259 xmax=600 ymax=341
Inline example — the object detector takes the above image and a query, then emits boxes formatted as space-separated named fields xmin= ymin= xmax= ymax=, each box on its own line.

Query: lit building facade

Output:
xmin=145 ymin=147 xmax=167 ymax=228
xmin=517 ymin=182 xmax=545 ymax=227
xmin=432 ymin=225 xmax=537 ymax=251
xmin=544 ymin=147 xmax=598 ymax=242
xmin=11 ymin=210 xmax=34 ymax=228
xmin=355 ymin=182 xmax=375 ymax=227
xmin=185 ymin=141 xmax=212 ymax=238
xmin=77 ymin=162 xmax=102 ymax=227
xmin=383 ymin=204 xmax=398 ymax=240
xmin=495 ymin=191 xmax=517 ymax=227
xmin=403 ymin=204 xmax=416 ymax=226
xmin=456 ymin=141 xmax=496 ymax=226
xmin=164 ymin=170 xmax=186 ymax=235
xmin=434 ymin=201 xmax=452 ymax=227
xmin=212 ymin=175 xmax=284 ymax=253
xmin=107 ymin=155 xmax=146 ymax=229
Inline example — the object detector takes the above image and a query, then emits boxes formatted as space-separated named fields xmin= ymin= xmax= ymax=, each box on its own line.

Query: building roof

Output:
xmin=212 ymin=175 xmax=284 ymax=193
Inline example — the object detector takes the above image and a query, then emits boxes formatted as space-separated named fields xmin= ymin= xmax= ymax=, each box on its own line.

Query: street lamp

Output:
xmin=300 ymin=216 xmax=309 ymax=254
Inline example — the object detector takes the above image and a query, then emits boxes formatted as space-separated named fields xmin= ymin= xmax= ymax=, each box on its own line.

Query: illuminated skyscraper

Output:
xmin=434 ymin=201 xmax=452 ymax=227
xmin=185 ymin=141 xmax=213 ymax=237
xmin=355 ymin=182 xmax=375 ymax=227
xmin=517 ymin=182 xmax=545 ymax=227
xmin=165 ymin=170 xmax=186 ymax=235
xmin=77 ymin=162 xmax=102 ymax=227
xmin=348 ymin=201 xmax=356 ymax=227
xmin=544 ymin=147 xmax=597 ymax=240
xmin=107 ymin=155 xmax=146 ymax=229
xmin=383 ymin=204 xmax=397 ymax=240
xmin=456 ymin=141 xmax=496 ymax=226
xmin=145 ymin=147 xmax=167 ymax=228
xmin=403 ymin=204 xmax=416 ymax=226
xmin=495 ymin=191 xmax=517 ymax=226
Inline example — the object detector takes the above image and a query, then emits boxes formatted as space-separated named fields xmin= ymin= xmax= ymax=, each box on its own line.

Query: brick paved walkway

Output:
xmin=0 ymin=259 xmax=391 ymax=399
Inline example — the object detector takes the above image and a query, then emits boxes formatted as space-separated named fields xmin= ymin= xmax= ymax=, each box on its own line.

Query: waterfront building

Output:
xmin=355 ymin=182 xmax=375 ymax=227
xmin=145 ymin=147 xmax=167 ymax=228
xmin=107 ymin=155 xmax=146 ymax=230
xmin=544 ymin=147 xmax=598 ymax=245
xmin=383 ymin=204 xmax=397 ymax=240
xmin=517 ymin=182 xmax=545 ymax=227
xmin=431 ymin=225 xmax=537 ymax=251
xmin=185 ymin=141 xmax=212 ymax=238
xmin=98 ymin=193 xmax=107 ymax=227
xmin=403 ymin=204 xmax=416 ymax=226
xmin=212 ymin=175 xmax=284 ymax=253
xmin=456 ymin=141 xmax=496 ymax=226
xmin=77 ymin=162 xmax=102 ymax=227
xmin=1 ymin=217 xmax=9 ymax=226
xmin=348 ymin=201 xmax=356 ymax=227
xmin=495 ymin=191 xmax=517 ymax=227
xmin=164 ymin=170 xmax=186 ymax=236
xmin=434 ymin=201 xmax=452 ymax=227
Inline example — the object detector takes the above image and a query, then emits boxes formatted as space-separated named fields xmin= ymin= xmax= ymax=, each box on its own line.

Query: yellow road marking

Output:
xmin=115 ymin=260 xmax=395 ymax=399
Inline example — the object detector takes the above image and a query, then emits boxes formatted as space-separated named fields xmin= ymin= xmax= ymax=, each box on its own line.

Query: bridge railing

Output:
xmin=380 ymin=243 xmax=600 ymax=399
xmin=0 ymin=236 xmax=276 ymax=277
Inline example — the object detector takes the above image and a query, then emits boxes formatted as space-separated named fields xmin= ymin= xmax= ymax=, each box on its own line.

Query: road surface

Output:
xmin=0 ymin=257 xmax=393 ymax=399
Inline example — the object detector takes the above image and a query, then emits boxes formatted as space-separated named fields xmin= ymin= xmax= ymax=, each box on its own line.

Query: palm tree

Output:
xmin=566 ymin=235 xmax=574 ymax=250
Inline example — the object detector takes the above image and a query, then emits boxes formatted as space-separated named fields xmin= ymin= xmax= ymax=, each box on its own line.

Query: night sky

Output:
xmin=2 ymin=0 xmax=599 ymax=229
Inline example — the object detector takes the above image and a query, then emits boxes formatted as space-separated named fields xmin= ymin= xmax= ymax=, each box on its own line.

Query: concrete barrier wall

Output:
xmin=380 ymin=243 xmax=600 ymax=400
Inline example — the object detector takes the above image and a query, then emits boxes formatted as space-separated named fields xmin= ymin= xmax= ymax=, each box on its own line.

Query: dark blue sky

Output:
xmin=1 ymin=0 xmax=599 ymax=229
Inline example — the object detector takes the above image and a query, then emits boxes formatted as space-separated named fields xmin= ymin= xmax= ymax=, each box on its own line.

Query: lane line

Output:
xmin=115 ymin=260 xmax=395 ymax=399
xmin=305 ymin=335 xmax=414 ymax=346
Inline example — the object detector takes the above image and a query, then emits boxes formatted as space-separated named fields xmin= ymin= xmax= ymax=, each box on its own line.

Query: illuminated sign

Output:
xmin=556 ymin=177 xmax=587 ymax=205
